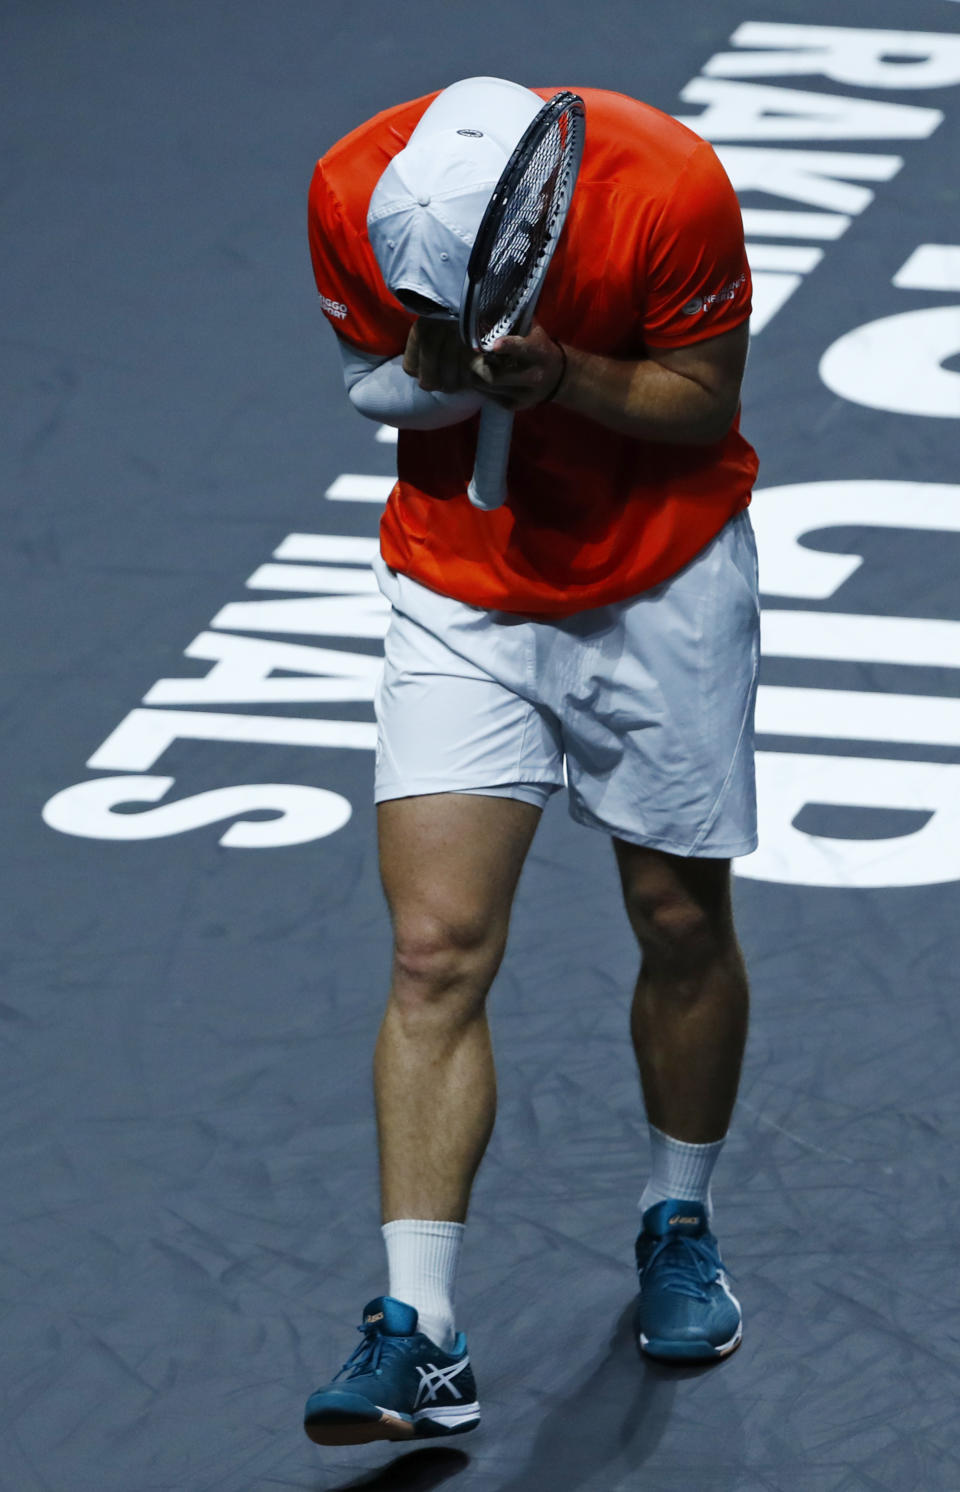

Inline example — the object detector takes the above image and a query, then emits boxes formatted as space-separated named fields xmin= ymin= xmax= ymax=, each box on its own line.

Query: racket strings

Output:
xmin=472 ymin=109 xmax=580 ymax=349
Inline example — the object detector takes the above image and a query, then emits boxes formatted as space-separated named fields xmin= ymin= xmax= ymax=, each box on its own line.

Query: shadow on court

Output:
xmin=493 ymin=1306 xmax=746 ymax=1492
xmin=319 ymin=1447 xmax=471 ymax=1491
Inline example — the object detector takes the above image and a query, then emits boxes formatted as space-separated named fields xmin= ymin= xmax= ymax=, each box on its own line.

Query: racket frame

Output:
xmin=459 ymin=91 xmax=585 ymax=511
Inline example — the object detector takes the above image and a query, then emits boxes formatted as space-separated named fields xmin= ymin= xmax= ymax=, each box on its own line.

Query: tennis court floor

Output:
xmin=2 ymin=2 xmax=959 ymax=1487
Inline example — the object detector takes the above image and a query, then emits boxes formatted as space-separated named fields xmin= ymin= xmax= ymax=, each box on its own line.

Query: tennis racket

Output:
xmin=460 ymin=91 xmax=585 ymax=512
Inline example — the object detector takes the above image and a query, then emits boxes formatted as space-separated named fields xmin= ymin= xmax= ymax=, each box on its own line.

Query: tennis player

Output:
xmin=303 ymin=76 xmax=759 ymax=1446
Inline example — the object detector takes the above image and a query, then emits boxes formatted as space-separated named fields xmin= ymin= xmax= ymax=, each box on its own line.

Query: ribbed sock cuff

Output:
xmin=381 ymin=1218 xmax=464 ymax=1351
xmin=639 ymin=1125 xmax=726 ymax=1222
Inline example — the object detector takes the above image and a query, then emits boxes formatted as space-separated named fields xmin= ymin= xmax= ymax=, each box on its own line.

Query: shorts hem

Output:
xmin=567 ymin=804 xmax=758 ymax=859
xmin=375 ymin=777 xmax=561 ymax=806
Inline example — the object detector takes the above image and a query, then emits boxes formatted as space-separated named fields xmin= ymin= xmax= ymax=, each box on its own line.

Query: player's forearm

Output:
xmin=555 ymin=346 xmax=739 ymax=446
xmin=339 ymin=342 xmax=484 ymax=430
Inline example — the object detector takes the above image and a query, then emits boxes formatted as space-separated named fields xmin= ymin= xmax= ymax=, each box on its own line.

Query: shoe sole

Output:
xmin=305 ymin=1402 xmax=481 ymax=1447
xmin=639 ymin=1323 xmax=742 ymax=1363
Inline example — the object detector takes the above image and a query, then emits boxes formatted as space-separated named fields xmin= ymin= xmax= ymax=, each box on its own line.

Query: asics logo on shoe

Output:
xmin=668 ymin=1214 xmax=700 ymax=1226
xmin=414 ymin=1357 xmax=470 ymax=1407
xmin=364 ymin=1311 xmax=384 ymax=1324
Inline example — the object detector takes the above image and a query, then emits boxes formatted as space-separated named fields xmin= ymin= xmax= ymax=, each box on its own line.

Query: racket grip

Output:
xmin=468 ymin=404 xmax=516 ymax=511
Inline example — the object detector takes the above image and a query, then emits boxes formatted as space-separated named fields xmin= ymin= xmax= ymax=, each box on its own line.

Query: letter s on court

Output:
xmin=42 ymin=776 xmax=352 ymax=848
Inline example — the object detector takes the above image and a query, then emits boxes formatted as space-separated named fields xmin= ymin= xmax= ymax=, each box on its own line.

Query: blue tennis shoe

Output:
xmin=304 ymin=1296 xmax=480 ymax=1446
xmin=634 ymin=1199 xmax=742 ymax=1362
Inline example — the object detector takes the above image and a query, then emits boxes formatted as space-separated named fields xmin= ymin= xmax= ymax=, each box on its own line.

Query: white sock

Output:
xmin=639 ymin=1124 xmax=725 ymax=1223
xmin=381 ymin=1219 xmax=464 ymax=1351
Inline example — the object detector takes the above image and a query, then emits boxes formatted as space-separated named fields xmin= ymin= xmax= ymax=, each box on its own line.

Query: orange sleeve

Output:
xmin=643 ymin=142 xmax=751 ymax=349
xmin=307 ymin=160 xmax=412 ymax=358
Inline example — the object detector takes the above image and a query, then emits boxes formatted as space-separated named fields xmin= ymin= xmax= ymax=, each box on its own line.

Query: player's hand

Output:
xmin=469 ymin=324 xmax=566 ymax=409
xmin=402 ymin=319 xmax=475 ymax=395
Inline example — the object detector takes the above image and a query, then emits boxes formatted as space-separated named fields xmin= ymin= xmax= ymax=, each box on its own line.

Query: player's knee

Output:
xmin=627 ymin=889 xmax=725 ymax=974
xmin=391 ymin=910 xmax=504 ymax=1012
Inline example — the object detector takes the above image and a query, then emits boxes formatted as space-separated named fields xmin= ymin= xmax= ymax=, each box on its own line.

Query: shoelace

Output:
xmin=642 ymin=1234 xmax=726 ymax=1302
xmin=334 ymin=1324 xmax=405 ymax=1382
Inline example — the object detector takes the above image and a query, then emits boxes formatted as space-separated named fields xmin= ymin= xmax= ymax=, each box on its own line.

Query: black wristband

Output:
xmin=542 ymin=340 xmax=568 ymax=403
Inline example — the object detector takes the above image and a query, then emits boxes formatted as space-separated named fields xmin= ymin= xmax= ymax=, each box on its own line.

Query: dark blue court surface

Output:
xmin=3 ymin=2 xmax=960 ymax=1488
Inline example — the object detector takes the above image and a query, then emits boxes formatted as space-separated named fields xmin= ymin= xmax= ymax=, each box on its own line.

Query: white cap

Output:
xmin=367 ymin=77 xmax=542 ymax=314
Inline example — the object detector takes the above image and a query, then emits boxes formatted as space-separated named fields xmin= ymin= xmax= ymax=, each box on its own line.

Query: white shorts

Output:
xmin=373 ymin=511 xmax=760 ymax=858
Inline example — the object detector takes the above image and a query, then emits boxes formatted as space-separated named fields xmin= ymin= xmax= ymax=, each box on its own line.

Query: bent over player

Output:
xmin=303 ymin=76 xmax=760 ymax=1446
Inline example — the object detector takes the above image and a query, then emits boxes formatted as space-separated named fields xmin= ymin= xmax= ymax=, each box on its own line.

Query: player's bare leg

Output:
xmin=614 ymin=845 xmax=748 ymax=1143
xmin=375 ymin=792 xmax=540 ymax=1223
xmin=304 ymin=792 xmax=539 ymax=1445
xmin=614 ymin=841 xmax=748 ymax=1362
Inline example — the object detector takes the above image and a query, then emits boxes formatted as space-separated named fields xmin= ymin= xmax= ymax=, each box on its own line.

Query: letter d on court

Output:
xmin=735 ymin=752 xmax=960 ymax=888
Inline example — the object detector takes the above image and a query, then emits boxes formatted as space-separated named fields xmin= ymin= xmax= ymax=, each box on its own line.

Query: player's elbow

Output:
xmin=687 ymin=391 xmax=740 ymax=445
xmin=347 ymin=378 xmax=395 ymax=424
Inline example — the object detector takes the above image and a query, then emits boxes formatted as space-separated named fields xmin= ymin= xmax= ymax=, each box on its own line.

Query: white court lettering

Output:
xmin=211 ymin=594 xmax=389 ymax=639
xmin=741 ymin=479 xmax=960 ymax=889
xmin=87 ymin=709 xmax=376 ymax=774
xmin=737 ymin=756 xmax=960 ymax=889
xmin=704 ymin=22 xmax=960 ymax=90
xmin=749 ymin=481 xmax=960 ymax=600
xmin=819 ymin=243 xmax=960 ymax=418
xmin=144 ymin=632 xmax=381 ymax=707
xmin=42 ymin=776 xmax=352 ymax=847
xmin=715 ymin=148 xmax=902 ymax=216
xmin=676 ymin=78 xmax=942 ymax=142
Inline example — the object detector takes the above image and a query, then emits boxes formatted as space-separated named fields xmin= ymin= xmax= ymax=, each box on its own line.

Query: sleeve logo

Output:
xmin=682 ymin=274 xmax=746 ymax=315
xmin=319 ymin=292 xmax=348 ymax=320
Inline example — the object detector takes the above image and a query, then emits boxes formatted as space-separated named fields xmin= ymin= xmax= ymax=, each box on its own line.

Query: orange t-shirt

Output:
xmin=308 ymin=87 xmax=758 ymax=617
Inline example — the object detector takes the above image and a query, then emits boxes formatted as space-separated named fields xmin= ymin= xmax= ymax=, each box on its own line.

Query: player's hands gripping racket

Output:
xmin=460 ymin=91 xmax=585 ymax=511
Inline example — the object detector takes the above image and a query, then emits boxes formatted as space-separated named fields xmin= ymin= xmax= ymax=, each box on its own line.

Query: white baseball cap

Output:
xmin=367 ymin=77 xmax=543 ymax=314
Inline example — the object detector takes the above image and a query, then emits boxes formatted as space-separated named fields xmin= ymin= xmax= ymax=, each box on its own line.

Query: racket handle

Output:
xmin=468 ymin=404 xmax=516 ymax=511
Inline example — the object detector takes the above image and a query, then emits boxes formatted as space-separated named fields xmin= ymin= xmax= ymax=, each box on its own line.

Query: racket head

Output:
xmin=460 ymin=91 xmax=585 ymax=352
